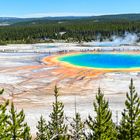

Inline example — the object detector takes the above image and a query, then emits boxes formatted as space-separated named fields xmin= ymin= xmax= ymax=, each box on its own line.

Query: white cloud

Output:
xmin=22 ymin=12 xmax=140 ymax=18
xmin=0 ymin=12 xmax=139 ymax=18
xmin=22 ymin=12 xmax=95 ymax=18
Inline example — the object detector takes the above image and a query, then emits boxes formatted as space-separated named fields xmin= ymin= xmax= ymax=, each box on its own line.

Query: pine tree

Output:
xmin=36 ymin=115 xmax=48 ymax=140
xmin=0 ymin=88 xmax=4 ymax=95
xmin=7 ymin=102 xmax=31 ymax=140
xmin=86 ymin=88 xmax=117 ymax=140
xmin=46 ymin=86 xmax=68 ymax=140
xmin=0 ymin=99 xmax=10 ymax=140
xmin=22 ymin=123 xmax=32 ymax=140
xmin=70 ymin=112 xmax=85 ymax=140
xmin=118 ymin=79 xmax=140 ymax=140
xmin=135 ymin=115 xmax=140 ymax=140
xmin=118 ymin=109 xmax=128 ymax=140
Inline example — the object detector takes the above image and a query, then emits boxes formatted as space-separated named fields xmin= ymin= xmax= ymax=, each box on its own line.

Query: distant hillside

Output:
xmin=1 ymin=13 xmax=140 ymax=45
xmin=1 ymin=13 xmax=140 ymax=26
xmin=90 ymin=14 xmax=140 ymax=21
xmin=0 ymin=16 xmax=88 ymax=26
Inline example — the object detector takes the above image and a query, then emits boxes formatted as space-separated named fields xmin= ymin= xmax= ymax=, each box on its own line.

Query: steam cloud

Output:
xmin=85 ymin=32 xmax=139 ymax=47
xmin=111 ymin=32 xmax=139 ymax=45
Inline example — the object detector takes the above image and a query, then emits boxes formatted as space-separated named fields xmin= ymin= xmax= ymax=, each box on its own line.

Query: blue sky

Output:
xmin=0 ymin=0 xmax=140 ymax=17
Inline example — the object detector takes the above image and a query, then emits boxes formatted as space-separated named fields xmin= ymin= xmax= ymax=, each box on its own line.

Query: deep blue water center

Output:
xmin=58 ymin=53 xmax=140 ymax=69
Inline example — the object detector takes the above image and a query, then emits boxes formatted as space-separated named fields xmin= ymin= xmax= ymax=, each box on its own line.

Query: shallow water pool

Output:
xmin=58 ymin=53 xmax=140 ymax=70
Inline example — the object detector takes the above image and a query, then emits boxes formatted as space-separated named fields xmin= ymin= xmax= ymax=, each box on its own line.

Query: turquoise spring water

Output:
xmin=58 ymin=53 xmax=140 ymax=69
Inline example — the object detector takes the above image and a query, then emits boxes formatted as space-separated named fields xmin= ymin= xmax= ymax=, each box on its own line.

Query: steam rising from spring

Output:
xmin=111 ymin=32 xmax=138 ymax=45
xmin=85 ymin=32 xmax=139 ymax=47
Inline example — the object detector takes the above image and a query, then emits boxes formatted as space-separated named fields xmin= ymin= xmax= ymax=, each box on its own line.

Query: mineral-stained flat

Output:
xmin=0 ymin=44 xmax=140 ymax=133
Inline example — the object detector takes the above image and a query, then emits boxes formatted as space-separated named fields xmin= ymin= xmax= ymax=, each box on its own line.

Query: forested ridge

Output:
xmin=0 ymin=17 xmax=140 ymax=44
xmin=0 ymin=79 xmax=140 ymax=139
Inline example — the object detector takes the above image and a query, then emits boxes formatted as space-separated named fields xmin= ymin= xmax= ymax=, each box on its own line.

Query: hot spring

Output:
xmin=57 ymin=53 xmax=140 ymax=70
